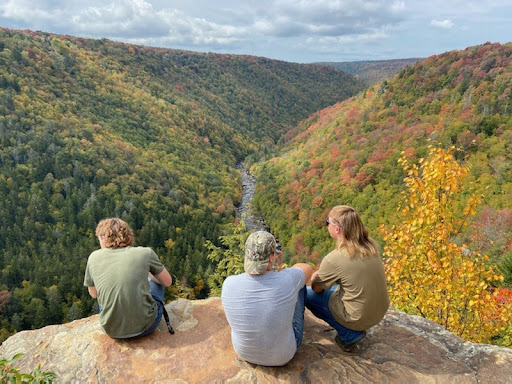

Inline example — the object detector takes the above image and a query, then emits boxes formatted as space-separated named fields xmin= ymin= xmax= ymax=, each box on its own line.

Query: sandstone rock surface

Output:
xmin=1 ymin=297 xmax=511 ymax=383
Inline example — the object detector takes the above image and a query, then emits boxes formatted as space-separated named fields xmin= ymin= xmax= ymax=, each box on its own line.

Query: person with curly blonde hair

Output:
xmin=84 ymin=218 xmax=172 ymax=339
xmin=306 ymin=206 xmax=389 ymax=352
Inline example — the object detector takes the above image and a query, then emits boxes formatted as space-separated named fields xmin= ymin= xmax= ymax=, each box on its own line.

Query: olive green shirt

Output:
xmin=84 ymin=246 xmax=164 ymax=338
xmin=314 ymin=248 xmax=389 ymax=331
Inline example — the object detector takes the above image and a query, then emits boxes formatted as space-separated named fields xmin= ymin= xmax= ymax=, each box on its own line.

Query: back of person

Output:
xmin=321 ymin=248 xmax=389 ymax=330
xmin=221 ymin=268 xmax=304 ymax=366
xmin=85 ymin=246 xmax=160 ymax=338
xmin=307 ymin=205 xmax=389 ymax=352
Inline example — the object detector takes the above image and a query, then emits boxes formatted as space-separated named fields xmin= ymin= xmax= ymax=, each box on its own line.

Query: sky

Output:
xmin=0 ymin=0 xmax=511 ymax=63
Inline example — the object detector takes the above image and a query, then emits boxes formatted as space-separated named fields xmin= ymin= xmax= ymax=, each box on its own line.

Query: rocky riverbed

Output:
xmin=236 ymin=165 xmax=268 ymax=231
xmin=236 ymin=164 xmax=281 ymax=251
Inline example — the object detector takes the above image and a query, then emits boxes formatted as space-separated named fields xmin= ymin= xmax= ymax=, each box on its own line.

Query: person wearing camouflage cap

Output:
xmin=221 ymin=231 xmax=313 ymax=366
xmin=244 ymin=230 xmax=278 ymax=274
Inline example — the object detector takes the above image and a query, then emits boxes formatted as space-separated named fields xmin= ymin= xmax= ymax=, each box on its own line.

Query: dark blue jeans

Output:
xmin=135 ymin=278 xmax=165 ymax=338
xmin=306 ymin=286 xmax=364 ymax=344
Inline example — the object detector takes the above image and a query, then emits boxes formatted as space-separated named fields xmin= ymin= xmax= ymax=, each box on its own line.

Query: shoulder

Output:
xmin=129 ymin=246 xmax=157 ymax=258
xmin=325 ymin=248 xmax=340 ymax=258
xmin=223 ymin=273 xmax=244 ymax=287
xmin=131 ymin=246 xmax=152 ymax=253
xmin=321 ymin=249 xmax=343 ymax=264
xmin=280 ymin=268 xmax=305 ymax=284
xmin=89 ymin=248 xmax=102 ymax=256
xmin=221 ymin=274 xmax=245 ymax=296
xmin=319 ymin=249 xmax=352 ymax=271
xmin=285 ymin=267 xmax=304 ymax=278
xmin=87 ymin=248 xmax=105 ymax=261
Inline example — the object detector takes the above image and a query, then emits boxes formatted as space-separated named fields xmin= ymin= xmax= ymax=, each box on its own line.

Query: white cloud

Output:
xmin=0 ymin=0 xmax=65 ymax=25
xmin=0 ymin=0 xmax=409 ymax=58
xmin=0 ymin=0 xmax=511 ymax=62
xmin=70 ymin=0 xmax=170 ymax=38
xmin=1 ymin=0 xmax=407 ymax=40
xmin=430 ymin=19 xmax=454 ymax=29
xmin=269 ymin=0 xmax=406 ymax=35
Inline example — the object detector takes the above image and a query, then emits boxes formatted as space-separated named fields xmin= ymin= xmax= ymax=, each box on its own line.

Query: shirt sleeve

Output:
xmin=83 ymin=258 xmax=94 ymax=287
xmin=147 ymin=248 xmax=165 ymax=276
xmin=288 ymin=267 xmax=306 ymax=292
xmin=314 ymin=257 xmax=340 ymax=289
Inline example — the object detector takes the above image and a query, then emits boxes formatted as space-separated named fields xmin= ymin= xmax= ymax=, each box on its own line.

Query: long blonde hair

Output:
xmin=95 ymin=218 xmax=134 ymax=248
xmin=329 ymin=205 xmax=378 ymax=259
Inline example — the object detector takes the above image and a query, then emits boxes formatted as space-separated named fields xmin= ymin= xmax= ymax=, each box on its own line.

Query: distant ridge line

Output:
xmin=317 ymin=57 xmax=425 ymax=85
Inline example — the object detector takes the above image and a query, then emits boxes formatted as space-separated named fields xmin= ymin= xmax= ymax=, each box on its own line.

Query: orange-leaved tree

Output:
xmin=381 ymin=145 xmax=512 ymax=345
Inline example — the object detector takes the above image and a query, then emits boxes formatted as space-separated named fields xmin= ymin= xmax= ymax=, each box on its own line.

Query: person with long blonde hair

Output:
xmin=306 ymin=205 xmax=389 ymax=352
xmin=84 ymin=218 xmax=173 ymax=339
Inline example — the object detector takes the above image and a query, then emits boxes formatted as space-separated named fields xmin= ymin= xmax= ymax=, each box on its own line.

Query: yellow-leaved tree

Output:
xmin=381 ymin=146 xmax=512 ymax=345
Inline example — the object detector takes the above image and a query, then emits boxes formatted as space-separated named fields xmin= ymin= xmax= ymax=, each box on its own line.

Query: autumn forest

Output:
xmin=0 ymin=28 xmax=511 ymax=346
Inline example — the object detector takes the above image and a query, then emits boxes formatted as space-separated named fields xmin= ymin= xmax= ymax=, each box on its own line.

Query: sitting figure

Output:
xmin=221 ymin=231 xmax=313 ymax=366
xmin=84 ymin=218 xmax=172 ymax=339
xmin=307 ymin=205 xmax=389 ymax=352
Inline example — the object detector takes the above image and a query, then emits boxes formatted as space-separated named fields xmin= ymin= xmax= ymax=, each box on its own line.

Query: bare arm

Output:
xmin=291 ymin=263 xmax=313 ymax=285
xmin=149 ymin=268 xmax=172 ymax=287
xmin=88 ymin=286 xmax=98 ymax=298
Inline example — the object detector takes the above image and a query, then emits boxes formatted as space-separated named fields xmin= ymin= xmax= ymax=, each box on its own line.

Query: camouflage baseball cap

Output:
xmin=244 ymin=231 xmax=276 ymax=275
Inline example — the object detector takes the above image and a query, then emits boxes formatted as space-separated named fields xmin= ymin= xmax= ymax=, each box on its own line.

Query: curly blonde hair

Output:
xmin=95 ymin=218 xmax=134 ymax=248
xmin=329 ymin=205 xmax=378 ymax=259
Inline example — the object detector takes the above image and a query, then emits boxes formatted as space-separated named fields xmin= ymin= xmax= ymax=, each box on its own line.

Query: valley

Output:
xmin=0 ymin=28 xmax=511 ymax=346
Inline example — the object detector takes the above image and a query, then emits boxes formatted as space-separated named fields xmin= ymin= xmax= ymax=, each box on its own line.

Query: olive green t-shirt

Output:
xmin=314 ymin=248 xmax=389 ymax=331
xmin=83 ymin=246 xmax=165 ymax=338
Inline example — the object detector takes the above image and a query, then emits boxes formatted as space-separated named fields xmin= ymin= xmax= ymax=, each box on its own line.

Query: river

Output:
xmin=236 ymin=164 xmax=283 ymax=253
xmin=236 ymin=164 xmax=268 ymax=232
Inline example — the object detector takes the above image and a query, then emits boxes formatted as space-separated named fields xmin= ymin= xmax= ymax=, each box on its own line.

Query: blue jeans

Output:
xmin=134 ymin=278 xmax=165 ymax=338
xmin=292 ymin=286 xmax=307 ymax=349
xmin=306 ymin=286 xmax=364 ymax=344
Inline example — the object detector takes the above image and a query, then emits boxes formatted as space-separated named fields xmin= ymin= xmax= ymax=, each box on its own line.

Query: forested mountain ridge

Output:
xmin=319 ymin=58 xmax=424 ymax=85
xmin=0 ymin=27 xmax=363 ymax=340
xmin=253 ymin=42 xmax=512 ymax=275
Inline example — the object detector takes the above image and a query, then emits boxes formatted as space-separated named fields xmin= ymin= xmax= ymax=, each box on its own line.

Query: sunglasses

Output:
xmin=325 ymin=218 xmax=339 ymax=227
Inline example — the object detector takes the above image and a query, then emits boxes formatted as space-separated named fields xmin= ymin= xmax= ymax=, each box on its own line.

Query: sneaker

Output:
xmin=335 ymin=331 xmax=366 ymax=352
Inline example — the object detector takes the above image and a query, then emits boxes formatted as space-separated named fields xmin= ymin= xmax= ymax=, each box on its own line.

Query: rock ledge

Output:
xmin=1 ymin=298 xmax=511 ymax=383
